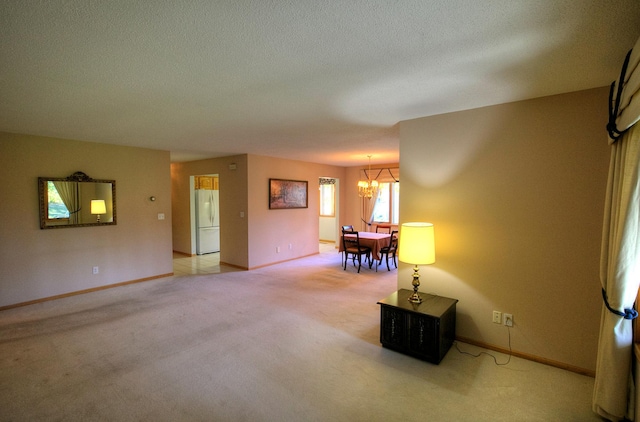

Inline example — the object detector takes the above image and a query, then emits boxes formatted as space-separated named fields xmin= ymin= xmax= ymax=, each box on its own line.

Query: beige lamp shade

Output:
xmin=90 ymin=199 xmax=106 ymax=215
xmin=398 ymin=222 xmax=435 ymax=265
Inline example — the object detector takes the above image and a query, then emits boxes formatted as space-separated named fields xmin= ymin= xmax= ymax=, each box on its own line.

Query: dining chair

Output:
xmin=377 ymin=230 xmax=398 ymax=271
xmin=341 ymin=229 xmax=372 ymax=273
xmin=341 ymin=225 xmax=354 ymax=231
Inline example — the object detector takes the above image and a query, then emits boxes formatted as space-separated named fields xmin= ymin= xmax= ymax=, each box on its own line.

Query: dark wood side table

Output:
xmin=377 ymin=289 xmax=458 ymax=364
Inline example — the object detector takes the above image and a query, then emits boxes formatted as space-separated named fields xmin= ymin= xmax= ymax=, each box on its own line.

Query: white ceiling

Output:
xmin=1 ymin=1 xmax=639 ymax=166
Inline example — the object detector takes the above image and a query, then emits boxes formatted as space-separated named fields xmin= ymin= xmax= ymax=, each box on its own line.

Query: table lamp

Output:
xmin=91 ymin=199 xmax=106 ymax=222
xmin=398 ymin=222 xmax=436 ymax=303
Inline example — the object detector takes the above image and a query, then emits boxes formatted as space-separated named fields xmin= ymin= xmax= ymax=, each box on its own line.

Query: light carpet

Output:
xmin=0 ymin=248 xmax=600 ymax=421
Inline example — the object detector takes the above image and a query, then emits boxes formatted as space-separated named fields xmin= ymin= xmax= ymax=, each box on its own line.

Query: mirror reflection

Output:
xmin=39 ymin=172 xmax=116 ymax=229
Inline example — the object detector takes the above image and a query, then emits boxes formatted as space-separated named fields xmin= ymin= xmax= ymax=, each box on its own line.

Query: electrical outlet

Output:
xmin=276 ymin=246 xmax=280 ymax=253
xmin=288 ymin=243 xmax=292 ymax=250
xmin=92 ymin=266 xmax=99 ymax=275
xmin=504 ymin=313 xmax=514 ymax=327
xmin=492 ymin=310 xmax=502 ymax=324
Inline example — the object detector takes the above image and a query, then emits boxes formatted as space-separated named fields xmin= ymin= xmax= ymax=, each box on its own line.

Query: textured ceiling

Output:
xmin=1 ymin=1 xmax=639 ymax=166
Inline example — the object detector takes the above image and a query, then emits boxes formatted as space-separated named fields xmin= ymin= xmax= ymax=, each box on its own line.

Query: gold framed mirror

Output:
xmin=38 ymin=171 xmax=117 ymax=229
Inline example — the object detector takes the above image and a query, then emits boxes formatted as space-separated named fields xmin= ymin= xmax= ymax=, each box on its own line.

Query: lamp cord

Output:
xmin=454 ymin=326 xmax=512 ymax=366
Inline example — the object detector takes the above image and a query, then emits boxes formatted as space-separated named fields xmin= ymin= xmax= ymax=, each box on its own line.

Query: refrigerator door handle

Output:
xmin=209 ymin=191 xmax=214 ymax=225
xmin=211 ymin=192 xmax=216 ymax=226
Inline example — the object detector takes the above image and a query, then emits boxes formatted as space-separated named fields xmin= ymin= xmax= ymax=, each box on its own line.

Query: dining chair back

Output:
xmin=378 ymin=230 xmax=398 ymax=271
xmin=376 ymin=224 xmax=392 ymax=234
xmin=341 ymin=229 xmax=372 ymax=273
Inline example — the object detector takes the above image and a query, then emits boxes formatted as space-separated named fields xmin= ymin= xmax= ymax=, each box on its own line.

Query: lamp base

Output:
xmin=408 ymin=265 xmax=422 ymax=304
xmin=408 ymin=291 xmax=422 ymax=304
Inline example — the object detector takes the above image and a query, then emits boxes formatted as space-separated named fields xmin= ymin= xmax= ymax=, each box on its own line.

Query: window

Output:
xmin=46 ymin=181 xmax=70 ymax=219
xmin=372 ymin=182 xmax=399 ymax=224
xmin=319 ymin=182 xmax=335 ymax=217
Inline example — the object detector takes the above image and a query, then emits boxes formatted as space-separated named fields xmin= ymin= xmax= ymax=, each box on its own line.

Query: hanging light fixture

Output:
xmin=358 ymin=155 xmax=379 ymax=198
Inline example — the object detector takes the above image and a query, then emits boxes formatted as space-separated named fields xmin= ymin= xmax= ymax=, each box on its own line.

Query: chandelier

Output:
xmin=358 ymin=155 xmax=379 ymax=198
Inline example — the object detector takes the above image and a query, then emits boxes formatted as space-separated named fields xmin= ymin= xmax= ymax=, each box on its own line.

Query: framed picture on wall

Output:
xmin=269 ymin=179 xmax=308 ymax=209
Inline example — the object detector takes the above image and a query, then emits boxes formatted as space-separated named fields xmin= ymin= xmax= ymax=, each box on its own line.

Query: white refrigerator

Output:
xmin=195 ymin=189 xmax=220 ymax=254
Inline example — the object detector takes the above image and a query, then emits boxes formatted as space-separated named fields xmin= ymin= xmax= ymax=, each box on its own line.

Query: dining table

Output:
xmin=339 ymin=231 xmax=391 ymax=260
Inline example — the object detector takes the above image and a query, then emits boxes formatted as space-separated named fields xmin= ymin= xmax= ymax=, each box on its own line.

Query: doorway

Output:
xmin=191 ymin=174 xmax=220 ymax=256
xmin=319 ymin=177 xmax=338 ymax=245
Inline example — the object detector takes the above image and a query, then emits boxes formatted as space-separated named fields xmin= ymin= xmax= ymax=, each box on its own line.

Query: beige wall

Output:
xmin=171 ymin=155 xmax=249 ymax=268
xmin=246 ymin=154 xmax=346 ymax=269
xmin=343 ymin=166 xmax=363 ymax=230
xmin=172 ymin=154 xmax=347 ymax=270
xmin=0 ymin=132 xmax=172 ymax=308
xmin=398 ymin=87 xmax=610 ymax=373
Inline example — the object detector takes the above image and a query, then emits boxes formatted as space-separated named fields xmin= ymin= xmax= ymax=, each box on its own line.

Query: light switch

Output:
xmin=158 ymin=213 xmax=165 ymax=220
xmin=240 ymin=211 xmax=245 ymax=218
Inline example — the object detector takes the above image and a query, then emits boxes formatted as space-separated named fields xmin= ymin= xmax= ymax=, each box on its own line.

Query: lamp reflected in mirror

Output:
xmin=91 ymin=199 xmax=106 ymax=222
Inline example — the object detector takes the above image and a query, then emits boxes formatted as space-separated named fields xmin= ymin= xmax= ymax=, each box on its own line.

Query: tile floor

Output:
xmin=172 ymin=252 xmax=239 ymax=276
xmin=173 ymin=241 xmax=338 ymax=276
